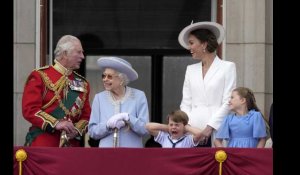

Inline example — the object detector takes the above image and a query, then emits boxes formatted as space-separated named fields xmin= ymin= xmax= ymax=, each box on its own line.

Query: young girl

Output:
xmin=146 ymin=110 xmax=202 ymax=148
xmin=214 ymin=87 xmax=267 ymax=148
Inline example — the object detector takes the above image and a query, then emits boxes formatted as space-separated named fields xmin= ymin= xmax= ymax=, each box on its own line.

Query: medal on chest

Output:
xmin=69 ymin=78 xmax=85 ymax=92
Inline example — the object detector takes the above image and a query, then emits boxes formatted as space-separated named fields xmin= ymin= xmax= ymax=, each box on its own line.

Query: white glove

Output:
xmin=111 ymin=113 xmax=129 ymax=121
xmin=106 ymin=117 xmax=118 ymax=129
xmin=106 ymin=113 xmax=129 ymax=129
xmin=119 ymin=113 xmax=129 ymax=121
xmin=115 ymin=120 xmax=126 ymax=129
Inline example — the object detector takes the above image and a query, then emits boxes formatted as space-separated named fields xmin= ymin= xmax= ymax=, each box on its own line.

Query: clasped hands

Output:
xmin=55 ymin=119 xmax=78 ymax=139
xmin=106 ymin=112 xmax=130 ymax=129
xmin=198 ymin=126 xmax=214 ymax=145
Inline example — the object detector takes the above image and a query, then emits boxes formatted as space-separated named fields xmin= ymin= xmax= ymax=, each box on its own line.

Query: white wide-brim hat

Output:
xmin=178 ymin=21 xmax=225 ymax=49
xmin=97 ymin=57 xmax=138 ymax=81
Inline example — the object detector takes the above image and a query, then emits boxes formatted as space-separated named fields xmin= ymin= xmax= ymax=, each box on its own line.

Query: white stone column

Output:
xmin=14 ymin=0 xmax=36 ymax=146
xmin=226 ymin=0 xmax=273 ymax=116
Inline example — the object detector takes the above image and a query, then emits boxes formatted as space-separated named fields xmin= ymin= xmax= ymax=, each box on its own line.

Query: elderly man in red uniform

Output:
xmin=22 ymin=35 xmax=91 ymax=147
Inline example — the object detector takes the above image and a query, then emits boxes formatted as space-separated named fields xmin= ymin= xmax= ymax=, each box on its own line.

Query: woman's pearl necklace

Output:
xmin=111 ymin=87 xmax=126 ymax=101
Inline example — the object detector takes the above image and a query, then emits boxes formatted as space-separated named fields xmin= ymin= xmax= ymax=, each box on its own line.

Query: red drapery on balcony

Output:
xmin=14 ymin=146 xmax=272 ymax=175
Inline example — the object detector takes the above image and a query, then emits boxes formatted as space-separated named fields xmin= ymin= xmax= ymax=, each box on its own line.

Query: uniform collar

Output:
xmin=53 ymin=59 xmax=72 ymax=76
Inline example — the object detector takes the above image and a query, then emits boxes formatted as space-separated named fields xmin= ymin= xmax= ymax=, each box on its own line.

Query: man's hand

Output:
xmin=66 ymin=130 xmax=79 ymax=139
xmin=55 ymin=119 xmax=77 ymax=134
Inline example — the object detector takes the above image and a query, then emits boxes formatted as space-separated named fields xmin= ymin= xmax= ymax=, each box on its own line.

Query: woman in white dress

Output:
xmin=178 ymin=21 xmax=237 ymax=147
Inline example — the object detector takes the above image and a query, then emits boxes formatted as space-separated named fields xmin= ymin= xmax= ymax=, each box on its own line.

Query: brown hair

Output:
xmin=167 ymin=109 xmax=189 ymax=125
xmin=190 ymin=29 xmax=218 ymax=53
xmin=233 ymin=87 xmax=260 ymax=112
xmin=233 ymin=87 xmax=271 ymax=138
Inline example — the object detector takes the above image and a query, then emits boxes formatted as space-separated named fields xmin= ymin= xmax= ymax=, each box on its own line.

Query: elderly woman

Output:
xmin=88 ymin=56 xmax=150 ymax=147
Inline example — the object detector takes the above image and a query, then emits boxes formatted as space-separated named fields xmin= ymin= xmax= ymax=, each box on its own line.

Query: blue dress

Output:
xmin=88 ymin=87 xmax=150 ymax=147
xmin=215 ymin=110 xmax=267 ymax=148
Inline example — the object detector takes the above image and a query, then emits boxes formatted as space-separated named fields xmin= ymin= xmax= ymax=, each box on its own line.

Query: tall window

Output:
xmin=50 ymin=0 xmax=213 ymax=125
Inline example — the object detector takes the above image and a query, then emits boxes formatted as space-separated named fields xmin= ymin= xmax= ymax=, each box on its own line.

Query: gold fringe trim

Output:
xmin=37 ymin=70 xmax=87 ymax=118
xmin=74 ymin=120 xmax=89 ymax=136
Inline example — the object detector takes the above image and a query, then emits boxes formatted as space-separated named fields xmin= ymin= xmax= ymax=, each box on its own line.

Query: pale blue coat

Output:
xmin=88 ymin=87 xmax=150 ymax=147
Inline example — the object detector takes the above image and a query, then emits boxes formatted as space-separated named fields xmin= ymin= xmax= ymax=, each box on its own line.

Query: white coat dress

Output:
xmin=180 ymin=56 xmax=237 ymax=136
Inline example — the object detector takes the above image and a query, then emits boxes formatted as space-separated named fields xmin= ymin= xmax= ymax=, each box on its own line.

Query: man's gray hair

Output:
xmin=54 ymin=35 xmax=80 ymax=60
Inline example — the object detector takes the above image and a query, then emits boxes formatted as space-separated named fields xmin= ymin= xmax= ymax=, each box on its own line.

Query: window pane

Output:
xmin=162 ymin=56 xmax=197 ymax=122
xmin=53 ymin=0 xmax=211 ymax=51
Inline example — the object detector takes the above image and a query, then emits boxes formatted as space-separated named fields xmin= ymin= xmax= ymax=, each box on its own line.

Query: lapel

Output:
xmin=193 ymin=63 xmax=207 ymax=101
xmin=203 ymin=56 xmax=222 ymax=84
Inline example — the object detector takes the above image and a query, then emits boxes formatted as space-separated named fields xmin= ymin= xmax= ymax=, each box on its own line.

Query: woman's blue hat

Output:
xmin=97 ymin=57 xmax=138 ymax=81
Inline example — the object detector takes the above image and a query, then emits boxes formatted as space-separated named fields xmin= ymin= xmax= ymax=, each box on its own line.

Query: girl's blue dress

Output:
xmin=215 ymin=110 xmax=267 ymax=148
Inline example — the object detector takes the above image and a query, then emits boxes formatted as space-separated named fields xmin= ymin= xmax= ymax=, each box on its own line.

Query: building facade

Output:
xmin=14 ymin=0 xmax=273 ymax=146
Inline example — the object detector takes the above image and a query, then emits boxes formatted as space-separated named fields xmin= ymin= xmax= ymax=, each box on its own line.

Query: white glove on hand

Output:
xmin=115 ymin=120 xmax=126 ymax=129
xmin=106 ymin=113 xmax=129 ymax=129
xmin=119 ymin=113 xmax=129 ymax=121
xmin=111 ymin=112 xmax=129 ymax=121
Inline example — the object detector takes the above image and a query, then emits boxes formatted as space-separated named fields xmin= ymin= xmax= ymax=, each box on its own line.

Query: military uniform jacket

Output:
xmin=22 ymin=62 xmax=91 ymax=146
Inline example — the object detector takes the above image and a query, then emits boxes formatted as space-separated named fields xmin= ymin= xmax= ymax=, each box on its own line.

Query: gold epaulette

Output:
xmin=25 ymin=65 xmax=50 ymax=85
xmin=74 ymin=71 xmax=87 ymax=82
xmin=35 ymin=65 xmax=50 ymax=71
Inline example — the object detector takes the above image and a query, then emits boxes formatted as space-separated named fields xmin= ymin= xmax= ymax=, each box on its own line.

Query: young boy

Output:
xmin=146 ymin=109 xmax=202 ymax=148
